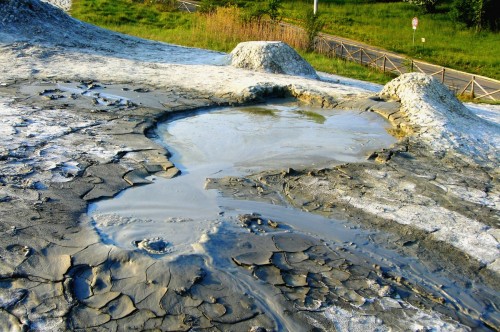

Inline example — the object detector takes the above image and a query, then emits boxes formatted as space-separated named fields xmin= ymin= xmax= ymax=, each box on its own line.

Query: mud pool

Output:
xmin=88 ymin=103 xmax=498 ymax=330
xmin=89 ymin=102 xmax=397 ymax=255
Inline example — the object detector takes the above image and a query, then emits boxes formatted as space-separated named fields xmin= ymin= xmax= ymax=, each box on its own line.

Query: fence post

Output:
xmin=411 ymin=60 xmax=414 ymax=72
xmin=471 ymin=76 xmax=475 ymax=98
xmin=383 ymin=55 xmax=386 ymax=73
xmin=360 ymin=49 xmax=363 ymax=64
xmin=441 ymin=68 xmax=445 ymax=83
xmin=340 ymin=42 xmax=344 ymax=59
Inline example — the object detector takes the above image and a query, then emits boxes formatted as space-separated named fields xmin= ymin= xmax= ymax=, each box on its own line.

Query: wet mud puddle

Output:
xmin=90 ymin=103 xmax=396 ymax=255
xmin=89 ymin=103 xmax=498 ymax=330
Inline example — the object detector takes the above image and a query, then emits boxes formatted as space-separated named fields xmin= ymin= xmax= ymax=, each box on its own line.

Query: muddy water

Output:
xmin=90 ymin=103 xmax=397 ymax=255
xmin=89 ymin=103 xmax=497 ymax=330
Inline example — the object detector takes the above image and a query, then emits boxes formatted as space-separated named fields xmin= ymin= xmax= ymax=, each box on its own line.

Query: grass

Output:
xmin=70 ymin=0 xmax=499 ymax=82
xmin=70 ymin=0 xmax=394 ymax=84
xmin=282 ymin=0 xmax=500 ymax=80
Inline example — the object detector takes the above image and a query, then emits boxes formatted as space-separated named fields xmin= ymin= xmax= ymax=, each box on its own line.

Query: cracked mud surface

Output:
xmin=1 ymin=1 xmax=499 ymax=330
xmin=1 ymin=78 xmax=498 ymax=331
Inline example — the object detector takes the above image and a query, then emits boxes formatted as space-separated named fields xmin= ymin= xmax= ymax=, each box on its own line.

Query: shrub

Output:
xmin=304 ymin=10 xmax=324 ymax=51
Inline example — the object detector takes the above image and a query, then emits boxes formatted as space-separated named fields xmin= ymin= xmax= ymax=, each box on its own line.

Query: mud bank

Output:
xmin=0 ymin=0 xmax=499 ymax=331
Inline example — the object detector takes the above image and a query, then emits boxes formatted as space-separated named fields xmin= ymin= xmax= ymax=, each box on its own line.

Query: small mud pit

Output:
xmin=133 ymin=237 xmax=171 ymax=255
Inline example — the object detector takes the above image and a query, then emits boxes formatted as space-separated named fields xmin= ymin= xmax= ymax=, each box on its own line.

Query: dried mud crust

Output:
xmin=227 ymin=230 xmax=485 ymax=331
xmin=0 ymin=80 xmax=375 ymax=332
xmin=0 ymin=81 xmax=281 ymax=331
xmin=0 ymin=79 xmax=498 ymax=331
xmin=211 ymin=138 xmax=500 ymax=281
xmin=1 ymin=1 xmax=497 ymax=330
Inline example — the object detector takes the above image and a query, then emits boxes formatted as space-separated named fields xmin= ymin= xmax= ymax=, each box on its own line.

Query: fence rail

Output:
xmin=314 ymin=34 xmax=500 ymax=101
xmin=177 ymin=0 xmax=199 ymax=12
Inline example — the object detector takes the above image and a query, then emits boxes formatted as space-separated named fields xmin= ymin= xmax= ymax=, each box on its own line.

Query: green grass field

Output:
xmin=71 ymin=0 xmax=394 ymax=84
xmin=70 ymin=0 xmax=499 ymax=82
xmin=282 ymin=0 xmax=500 ymax=80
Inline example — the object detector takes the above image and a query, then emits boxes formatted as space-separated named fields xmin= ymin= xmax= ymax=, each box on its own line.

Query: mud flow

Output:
xmin=88 ymin=102 xmax=499 ymax=330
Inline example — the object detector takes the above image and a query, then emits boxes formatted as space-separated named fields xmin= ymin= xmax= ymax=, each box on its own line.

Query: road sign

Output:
xmin=412 ymin=17 xmax=418 ymax=30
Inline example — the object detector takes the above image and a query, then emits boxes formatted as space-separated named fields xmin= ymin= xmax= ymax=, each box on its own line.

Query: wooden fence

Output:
xmin=174 ymin=11 xmax=500 ymax=101
xmin=177 ymin=0 xmax=199 ymax=12
xmin=314 ymin=34 xmax=500 ymax=101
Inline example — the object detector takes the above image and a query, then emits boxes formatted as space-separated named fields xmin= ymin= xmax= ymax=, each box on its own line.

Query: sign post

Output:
xmin=412 ymin=17 xmax=418 ymax=46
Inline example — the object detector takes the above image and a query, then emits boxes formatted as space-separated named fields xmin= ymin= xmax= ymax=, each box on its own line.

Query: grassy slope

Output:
xmin=71 ymin=0 xmax=499 ymax=82
xmin=283 ymin=0 xmax=500 ymax=80
xmin=71 ymin=0 xmax=393 ymax=84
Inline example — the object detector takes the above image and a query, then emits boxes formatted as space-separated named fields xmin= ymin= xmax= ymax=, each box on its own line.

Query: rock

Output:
xmin=229 ymin=41 xmax=319 ymax=79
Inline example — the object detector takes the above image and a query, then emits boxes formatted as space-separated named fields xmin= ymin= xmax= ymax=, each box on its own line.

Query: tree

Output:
xmin=241 ymin=0 xmax=283 ymax=23
xmin=452 ymin=0 xmax=500 ymax=31
xmin=403 ymin=0 xmax=439 ymax=13
xmin=267 ymin=0 xmax=283 ymax=22
xmin=304 ymin=10 xmax=324 ymax=51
